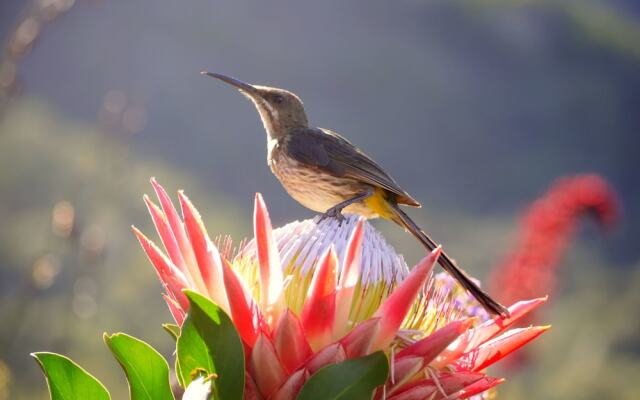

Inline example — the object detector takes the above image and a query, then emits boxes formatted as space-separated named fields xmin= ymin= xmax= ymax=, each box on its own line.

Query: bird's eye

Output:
xmin=273 ymin=94 xmax=284 ymax=104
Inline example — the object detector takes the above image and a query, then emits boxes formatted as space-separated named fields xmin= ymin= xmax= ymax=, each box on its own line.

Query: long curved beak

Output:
xmin=201 ymin=71 xmax=260 ymax=97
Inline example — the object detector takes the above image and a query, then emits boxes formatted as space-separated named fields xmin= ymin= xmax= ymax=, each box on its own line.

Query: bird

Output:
xmin=201 ymin=71 xmax=509 ymax=317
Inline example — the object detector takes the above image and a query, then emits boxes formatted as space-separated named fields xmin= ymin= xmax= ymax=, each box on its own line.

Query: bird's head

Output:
xmin=202 ymin=71 xmax=308 ymax=139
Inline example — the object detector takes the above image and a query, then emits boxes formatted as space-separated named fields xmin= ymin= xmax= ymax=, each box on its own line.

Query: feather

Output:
xmin=283 ymin=127 xmax=421 ymax=207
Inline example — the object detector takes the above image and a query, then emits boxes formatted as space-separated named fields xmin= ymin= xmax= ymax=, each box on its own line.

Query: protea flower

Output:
xmin=133 ymin=178 xmax=548 ymax=399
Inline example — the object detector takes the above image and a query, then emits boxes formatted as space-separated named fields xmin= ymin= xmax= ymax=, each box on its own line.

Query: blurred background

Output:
xmin=0 ymin=0 xmax=638 ymax=398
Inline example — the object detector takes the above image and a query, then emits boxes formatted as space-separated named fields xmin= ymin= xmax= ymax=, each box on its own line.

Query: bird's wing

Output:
xmin=284 ymin=128 xmax=421 ymax=207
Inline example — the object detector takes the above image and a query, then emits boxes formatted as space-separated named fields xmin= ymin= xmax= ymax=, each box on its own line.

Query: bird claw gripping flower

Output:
xmin=134 ymin=178 xmax=549 ymax=400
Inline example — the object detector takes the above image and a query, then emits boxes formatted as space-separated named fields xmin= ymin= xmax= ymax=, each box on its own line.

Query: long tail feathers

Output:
xmin=387 ymin=203 xmax=509 ymax=317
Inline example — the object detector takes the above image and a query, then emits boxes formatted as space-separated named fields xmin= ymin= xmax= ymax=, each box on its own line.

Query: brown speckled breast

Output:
xmin=268 ymin=143 xmax=376 ymax=217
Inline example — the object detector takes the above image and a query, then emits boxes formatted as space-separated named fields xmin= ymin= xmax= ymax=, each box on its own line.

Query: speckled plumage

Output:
xmin=269 ymin=138 xmax=377 ymax=217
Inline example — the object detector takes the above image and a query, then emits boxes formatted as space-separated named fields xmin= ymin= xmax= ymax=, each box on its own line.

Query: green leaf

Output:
xmin=176 ymin=307 xmax=214 ymax=387
xmin=162 ymin=323 xmax=181 ymax=342
xmin=32 ymin=352 xmax=111 ymax=400
xmin=104 ymin=333 xmax=175 ymax=400
xmin=296 ymin=351 xmax=389 ymax=400
xmin=175 ymin=356 xmax=185 ymax=388
xmin=177 ymin=290 xmax=244 ymax=400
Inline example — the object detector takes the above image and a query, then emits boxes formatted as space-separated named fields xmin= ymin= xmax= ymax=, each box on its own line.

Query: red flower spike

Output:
xmin=372 ymin=247 xmax=441 ymax=351
xmin=300 ymin=246 xmax=338 ymax=351
xmin=254 ymin=193 xmax=284 ymax=320
xmin=250 ymin=334 xmax=287 ymax=399
xmin=303 ymin=342 xmax=347 ymax=374
xmin=178 ymin=191 xmax=229 ymax=313
xmin=270 ymin=369 xmax=308 ymax=400
xmin=334 ymin=219 xmax=365 ymax=338
xmin=462 ymin=326 xmax=550 ymax=372
xmin=221 ymin=258 xmax=261 ymax=347
xmin=453 ymin=377 xmax=504 ymax=399
xmin=162 ymin=294 xmax=185 ymax=326
xmin=132 ymin=226 xmax=189 ymax=310
xmin=150 ymin=178 xmax=202 ymax=285
xmin=273 ymin=310 xmax=313 ymax=373
xmin=489 ymin=174 xmax=617 ymax=323
xmin=397 ymin=318 xmax=475 ymax=363
xmin=338 ymin=318 xmax=381 ymax=359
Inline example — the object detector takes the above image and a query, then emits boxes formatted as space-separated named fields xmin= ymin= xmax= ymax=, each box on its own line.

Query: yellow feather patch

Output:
xmin=364 ymin=188 xmax=395 ymax=219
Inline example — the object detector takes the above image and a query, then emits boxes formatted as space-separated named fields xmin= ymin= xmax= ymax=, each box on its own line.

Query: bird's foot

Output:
xmin=318 ymin=206 xmax=346 ymax=225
